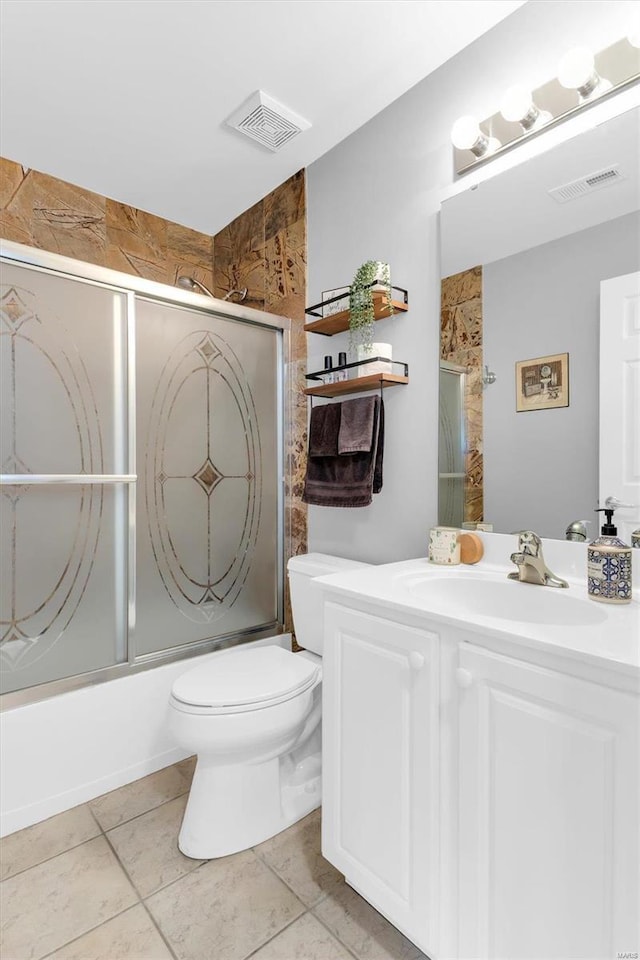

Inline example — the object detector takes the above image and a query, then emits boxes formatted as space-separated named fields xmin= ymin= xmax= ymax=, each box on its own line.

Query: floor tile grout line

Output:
xmin=0 ymin=771 xmax=192 ymax=884
xmin=309 ymin=907 xmax=364 ymax=960
xmin=86 ymin=802 xmax=105 ymax=835
xmin=247 ymin=847 xmax=364 ymax=957
xmin=136 ymin=853 xmax=213 ymax=903
xmin=0 ymin=831 xmax=103 ymax=884
xmin=91 ymin=783 xmax=192 ymax=834
xmin=136 ymin=828 xmax=331 ymax=910
xmin=101 ymin=823 xmax=203 ymax=905
xmin=250 ymin=839 xmax=344 ymax=913
xmin=140 ymin=897 xmax=180 ymax=960
xmin=249 ymin=844 xmax=319 ymax=910
xmin=240 ymin=908 xmax=311 ymax=960
xmin=101 ymin=826 xmax=146 ymax=903
xmin=37 ymin=903 xmax=146 ymax=960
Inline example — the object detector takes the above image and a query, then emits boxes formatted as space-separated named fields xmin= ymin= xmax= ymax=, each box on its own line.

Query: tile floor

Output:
xmin=0 ymin=759 xmax=429 ymax=960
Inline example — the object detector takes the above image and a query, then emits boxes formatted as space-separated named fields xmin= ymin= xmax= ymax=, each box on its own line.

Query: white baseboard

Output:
xmin=0 ymin=746 xmax=189 ymax=837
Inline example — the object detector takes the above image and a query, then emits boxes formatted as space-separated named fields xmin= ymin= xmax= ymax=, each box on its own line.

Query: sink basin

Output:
xmin=404 ymin=576 xmax=608 ymax=626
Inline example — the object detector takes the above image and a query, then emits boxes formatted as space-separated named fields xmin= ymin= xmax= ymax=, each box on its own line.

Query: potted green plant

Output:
xmin=348 ymin=260 xmax=393 ymax=356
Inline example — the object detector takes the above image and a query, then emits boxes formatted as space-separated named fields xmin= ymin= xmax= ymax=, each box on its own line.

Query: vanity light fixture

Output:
xmin=557 ymin=46 xmax=611 ymax=101
xmin=452 ymin=35 xmax=640 ymax=175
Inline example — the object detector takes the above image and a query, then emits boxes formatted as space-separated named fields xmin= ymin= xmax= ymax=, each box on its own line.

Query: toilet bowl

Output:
xmin=168 ymin=553 xmax=369 ymax=859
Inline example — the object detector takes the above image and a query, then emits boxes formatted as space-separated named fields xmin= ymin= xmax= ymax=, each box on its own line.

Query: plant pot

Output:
xmin=349 ymin=261 xmax=393 ymax=354
xmin=353 ymin=342 xmax=393 ymax=377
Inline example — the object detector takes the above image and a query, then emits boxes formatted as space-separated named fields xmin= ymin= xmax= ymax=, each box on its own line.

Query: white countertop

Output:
xmin=315 ymin=543 xmax=640 ymax=683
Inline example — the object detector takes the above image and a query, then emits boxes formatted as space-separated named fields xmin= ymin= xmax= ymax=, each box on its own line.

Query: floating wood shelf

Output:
xmin=304 ymin=373 xmax=409 ymax=398
xmin=304 ymin=293 xmax=408 ymax=337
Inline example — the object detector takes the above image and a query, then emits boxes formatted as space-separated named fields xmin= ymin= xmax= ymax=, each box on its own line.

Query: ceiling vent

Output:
xmin=548 ymin=165 xmax=625 ymax=203
xmin=225 ymin=91 xmax=311 ymax=152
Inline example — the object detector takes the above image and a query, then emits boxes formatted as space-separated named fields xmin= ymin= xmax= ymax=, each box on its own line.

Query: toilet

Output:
xmin=168 ymin=553 xmax=369 ymax=859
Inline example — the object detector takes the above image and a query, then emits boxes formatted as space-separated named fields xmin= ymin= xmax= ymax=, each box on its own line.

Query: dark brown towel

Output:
xmin=308 ymin=402 xmax=341 ymax=457
xmin=303 ymin=396 xmax=384 ymax=507
xmin=338 ymin=396 xmax=377 ymax=454
xmin=373 ymin=394 xmax=384 ymax=494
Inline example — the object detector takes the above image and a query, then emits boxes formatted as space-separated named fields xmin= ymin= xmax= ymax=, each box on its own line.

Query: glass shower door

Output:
xmin=134 ymin=298 xmax=281 ymax=657
xmin=0 ymin=262 xmax=131 ymax=695
xmin=438 ymin=362 xmax=466 ymax=528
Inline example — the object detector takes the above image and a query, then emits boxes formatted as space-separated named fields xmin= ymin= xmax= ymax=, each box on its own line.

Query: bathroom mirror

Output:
xmin=439 ymin=106 xmax=640 ymax=540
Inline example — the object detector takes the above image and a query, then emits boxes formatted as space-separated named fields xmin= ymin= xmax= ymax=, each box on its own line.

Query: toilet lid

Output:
xmin=171 ymin=646 xmax=319 ymax=710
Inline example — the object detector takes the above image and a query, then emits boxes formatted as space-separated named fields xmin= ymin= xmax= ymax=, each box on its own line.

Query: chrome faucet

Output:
xmin=508 ymin=531 xmax=569 ymax=588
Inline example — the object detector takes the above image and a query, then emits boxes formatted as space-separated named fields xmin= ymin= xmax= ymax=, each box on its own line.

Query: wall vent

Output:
xmin=225 ymin=91 xmax=311 ymax=152
xmin=548 ymin=165 xmax=625 ymax=203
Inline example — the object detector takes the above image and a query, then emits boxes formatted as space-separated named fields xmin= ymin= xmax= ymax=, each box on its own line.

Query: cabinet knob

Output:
xmin=455 ymin=667 xmax=474 ymax=688
xmin=409 ymin=651 xmax=425 ymax=671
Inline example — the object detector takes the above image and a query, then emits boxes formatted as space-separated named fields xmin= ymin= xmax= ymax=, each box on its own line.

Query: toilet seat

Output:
xmin=171 ymin=645 xmax=320 ymax=715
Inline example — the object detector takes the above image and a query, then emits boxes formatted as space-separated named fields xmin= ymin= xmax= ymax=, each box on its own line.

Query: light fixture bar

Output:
xmin=453 ymin=36 xmax=640 ymax=176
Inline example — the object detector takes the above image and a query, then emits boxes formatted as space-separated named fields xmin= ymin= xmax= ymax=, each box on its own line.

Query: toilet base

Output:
xmin=178 ymin=747 xmax=321 ymax=859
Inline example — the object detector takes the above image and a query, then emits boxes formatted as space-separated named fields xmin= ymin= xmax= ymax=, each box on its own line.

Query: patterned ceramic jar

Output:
xmin=587 ymin=537 xmax=632 ymax=604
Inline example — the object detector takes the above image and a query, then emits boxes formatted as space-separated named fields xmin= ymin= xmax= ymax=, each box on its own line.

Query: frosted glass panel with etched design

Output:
xmin=1 ymin=263 xmax=128 ymax=475
xmin=0 ymin=484 xmax=127 ymax=694
xmin=135 ymin=299 xmax=279 ymax=655
xmin=1 ymin=262 xmax=129 ymax=694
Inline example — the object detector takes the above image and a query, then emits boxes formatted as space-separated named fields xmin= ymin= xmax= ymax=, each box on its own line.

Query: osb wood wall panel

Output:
xmin=0 ymin=157 xmax=308 ymax=636
xmin=440 ymin=266 xmax=483 ymax=524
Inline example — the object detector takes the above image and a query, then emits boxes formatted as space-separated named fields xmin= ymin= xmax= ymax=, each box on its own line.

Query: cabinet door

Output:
xmin=322 ymin=602 xmax=439 ymax=953
xmin=458 ymin=644 xmax=639 ymax=960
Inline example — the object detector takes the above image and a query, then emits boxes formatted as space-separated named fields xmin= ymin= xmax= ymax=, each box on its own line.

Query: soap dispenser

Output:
xmin=587 ymin=507 xmax=632 ymax=604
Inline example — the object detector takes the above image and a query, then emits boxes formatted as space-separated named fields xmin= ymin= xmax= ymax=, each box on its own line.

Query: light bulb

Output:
xmin=500 ymin=85 xmax=552 ymax=130
xmin=558 ymin=46 xmax=611 ymax=100
xmin=451 ymin=115 xmax=500 ymax=158
xmin=451 ymin=115 xmax=482 ymax=150
xmin=558 ymin=46 xmax=595 ymax=88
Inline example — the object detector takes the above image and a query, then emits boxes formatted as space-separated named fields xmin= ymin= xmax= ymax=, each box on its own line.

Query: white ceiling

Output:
xmin=0 ymin=0 xmax=525 ymax=235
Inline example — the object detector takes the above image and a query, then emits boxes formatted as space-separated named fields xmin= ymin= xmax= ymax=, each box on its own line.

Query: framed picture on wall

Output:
xmin=321 ymin=286 xmax=349 ymax=317
xmin=515 ymin=352 xmax=569 ymax=412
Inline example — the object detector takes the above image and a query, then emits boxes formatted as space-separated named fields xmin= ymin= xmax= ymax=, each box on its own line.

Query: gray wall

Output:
xmin=306 ymin=0 xmax=636 ymax=561
xmin=484 ymin=211 xmax=640 ymax=540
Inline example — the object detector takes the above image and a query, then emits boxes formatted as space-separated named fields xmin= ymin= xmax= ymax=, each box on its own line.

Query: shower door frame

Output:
xmin=438 ymin=359 xmax=467 ymax=528
xmin=0 ymin=239 xmax=289 ymax=711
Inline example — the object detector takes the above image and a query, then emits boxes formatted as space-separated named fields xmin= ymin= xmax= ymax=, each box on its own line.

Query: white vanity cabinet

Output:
xmin=322 ymin=602 xmax=440 ymax=954
xmin=319 ymin=581 xmax=639 ymax=960
xmin=457 ymin=642 xmax=639 ymax=960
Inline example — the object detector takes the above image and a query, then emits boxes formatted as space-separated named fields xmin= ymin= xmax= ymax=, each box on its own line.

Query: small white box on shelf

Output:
xmin=354 ymin=342 xmax=393 ymax=377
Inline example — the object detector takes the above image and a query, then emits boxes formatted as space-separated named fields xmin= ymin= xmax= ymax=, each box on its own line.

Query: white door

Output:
xmin=600 ymin=271 xmax=640 ymax=542
xmin=322 ymin=602 xmax=439 ymax=956
xmin=457 ymin=643 xmax=639 ymax=960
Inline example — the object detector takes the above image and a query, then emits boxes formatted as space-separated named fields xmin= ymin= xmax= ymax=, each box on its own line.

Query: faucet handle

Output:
xmin=510 ymin=530 xmax=542 ymax=556
xmin=565 ymin=520 xmax=591 ymax=541
xmin=605 ymin=495 xmax=638 ymax=511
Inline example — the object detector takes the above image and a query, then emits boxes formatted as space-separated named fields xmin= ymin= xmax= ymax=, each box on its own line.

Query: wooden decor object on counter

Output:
xmin=459 ymin=532 xmax=484 ymax=564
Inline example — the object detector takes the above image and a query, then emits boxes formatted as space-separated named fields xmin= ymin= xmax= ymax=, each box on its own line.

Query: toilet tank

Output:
xmin=287 ymin=553 xmax=371 ymax=656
